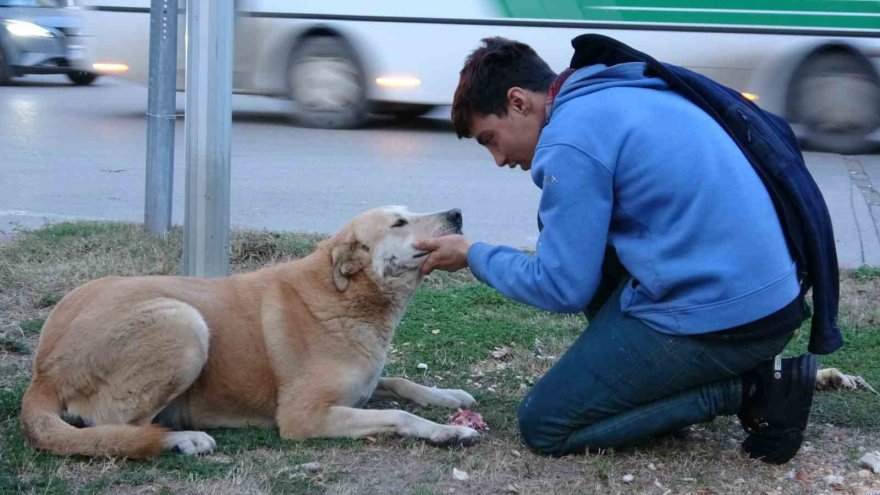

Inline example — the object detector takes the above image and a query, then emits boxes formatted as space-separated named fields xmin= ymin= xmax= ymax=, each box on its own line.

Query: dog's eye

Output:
xmin=391 ymin=219 xmax=408 ymax=228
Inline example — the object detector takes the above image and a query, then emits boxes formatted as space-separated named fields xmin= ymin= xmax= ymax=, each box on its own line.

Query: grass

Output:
xmin=0 ymin=221 xmax=879 ymax=494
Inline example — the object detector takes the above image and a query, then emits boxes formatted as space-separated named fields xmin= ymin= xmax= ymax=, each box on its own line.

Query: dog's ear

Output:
xmin=331 ymin=242 xmax=366 ymax=291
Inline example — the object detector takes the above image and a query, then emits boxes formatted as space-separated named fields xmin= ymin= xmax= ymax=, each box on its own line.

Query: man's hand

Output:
xmin=413 ymin=235 xmax=473 ymax=275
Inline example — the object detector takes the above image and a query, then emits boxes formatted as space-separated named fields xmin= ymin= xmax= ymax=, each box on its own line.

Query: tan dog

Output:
xmin=20 ymin=206 xmax=479 ymax=458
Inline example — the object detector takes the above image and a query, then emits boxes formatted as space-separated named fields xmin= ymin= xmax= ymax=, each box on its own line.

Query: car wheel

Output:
xmin=0 ymin=48 xmax=11 ymax=85
xmin=376 ymin=103 xmax=434 ymax=120
xmin=67 ymin=71 xmax=99 ymax=85
xmin=288 ymin=36 xmax=368 ymax=129
xmin=787 ymin=51 xmax=880 ymax=154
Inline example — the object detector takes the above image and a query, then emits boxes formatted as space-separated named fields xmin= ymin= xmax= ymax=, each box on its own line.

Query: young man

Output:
xmin=415 ymin=37 xmax=818 ymax=464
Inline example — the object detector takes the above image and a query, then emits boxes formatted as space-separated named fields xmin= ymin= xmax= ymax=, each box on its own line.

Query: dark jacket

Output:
xmin=569 ymin=34 xmax=842 ymax=354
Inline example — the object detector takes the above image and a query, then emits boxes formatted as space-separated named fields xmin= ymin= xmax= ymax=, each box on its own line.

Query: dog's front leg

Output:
xmin=279 ymin=405 xmax=479 ymax=445
xmin=371 ymin=377 xmax=476 ymax=409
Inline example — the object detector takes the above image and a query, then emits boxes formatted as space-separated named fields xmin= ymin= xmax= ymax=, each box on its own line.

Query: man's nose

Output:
xmin=490 ymin=150 xmax=505 ymax=167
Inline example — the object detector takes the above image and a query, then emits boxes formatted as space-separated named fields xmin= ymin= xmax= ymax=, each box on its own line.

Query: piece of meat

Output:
xmin=449 ymin=409 xmax=489 ymax=431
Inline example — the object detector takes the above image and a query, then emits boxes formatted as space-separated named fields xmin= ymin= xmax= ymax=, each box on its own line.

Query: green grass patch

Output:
xmin=18 ymin=319 xmax=44 ymax=336
xmin=784 ymin=319 xmax=880 ymax=429
xmin=853 ymin=265 xmax=880 ymax=280
xmin=36 ymin=293 xmax=62 ymax=309
xmin=389 ymin=284 xmax=583 ymax=379
xmin=0 ymin=336 xmax=29 ymax=355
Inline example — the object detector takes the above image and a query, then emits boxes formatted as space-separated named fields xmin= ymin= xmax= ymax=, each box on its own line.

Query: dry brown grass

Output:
xmin=839 ymin=269 xmax=880 ymax=330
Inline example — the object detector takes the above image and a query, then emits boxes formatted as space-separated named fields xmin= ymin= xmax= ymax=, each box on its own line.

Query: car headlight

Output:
xmin=5 ymin=20 xmax=54 ymax=38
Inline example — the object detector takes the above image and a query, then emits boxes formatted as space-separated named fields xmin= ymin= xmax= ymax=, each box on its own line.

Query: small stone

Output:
xmin=284 ymin=462 xmax=321 ymax=475
xmin=453 ymin=468 xmax=469 ymax=481
xmin=859 ymin=469 xmax=872 ymax=479
xmin=511 ymin=450 xmax=522 ymax=458
xmin=432 ymin=328 xmax=441 ymax=334
xmin=417 ymin=363 xmax=428 ymax=370
xmin=648 ymin=463 xmax=657 ymax=471
xmin=860 ymin=451 xmax=880 ymax=474
xmin=491 ymin=346 xmax=511 ymax=359
xmin=622 ymin=474 xmax=635 ymax=483
xmin=505 ymin=484 xmax=521 ymax=494
xmin=823 ymin=474 xmax=844 ymax=486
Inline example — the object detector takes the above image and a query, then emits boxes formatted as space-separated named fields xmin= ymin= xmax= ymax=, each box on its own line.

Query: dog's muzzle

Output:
xmin=446 ymin=208 xmax=463 ymax=234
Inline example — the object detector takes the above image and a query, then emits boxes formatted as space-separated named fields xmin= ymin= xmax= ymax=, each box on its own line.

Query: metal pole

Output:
xmin=182 ymin=0 xmax=233 ymax=277
xmin=144 ymin=0 xmax=178 ymax=235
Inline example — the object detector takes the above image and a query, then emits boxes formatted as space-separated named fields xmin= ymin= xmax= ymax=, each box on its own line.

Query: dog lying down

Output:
xmin=20 ymin=206 xmax=481 ymax=458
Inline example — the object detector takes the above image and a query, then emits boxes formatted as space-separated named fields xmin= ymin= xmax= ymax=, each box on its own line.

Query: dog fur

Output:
xmin=20 ymin=206 xmax=478 ymax=458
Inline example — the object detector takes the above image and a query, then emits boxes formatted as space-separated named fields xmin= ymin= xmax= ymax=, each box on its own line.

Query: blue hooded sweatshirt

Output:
xmin=467 ymin=62 xmax=800 ymax=335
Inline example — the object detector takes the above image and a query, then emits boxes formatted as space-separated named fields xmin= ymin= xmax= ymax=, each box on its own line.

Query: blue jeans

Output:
xmin=517 ymin=284 xmax=795 ymax=456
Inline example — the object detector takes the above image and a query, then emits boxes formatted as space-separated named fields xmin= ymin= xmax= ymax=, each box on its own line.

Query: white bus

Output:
xmin=77 ymin=0 xmax=880 ymax=153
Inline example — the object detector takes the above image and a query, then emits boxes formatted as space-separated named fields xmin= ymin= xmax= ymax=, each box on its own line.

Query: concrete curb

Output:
xmin=807 ymin=154 xmax=880 ymax=268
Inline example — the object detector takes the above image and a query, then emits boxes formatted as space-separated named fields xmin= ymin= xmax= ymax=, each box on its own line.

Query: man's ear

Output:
xmin=331 ymin=242 xmax=366 ymax=292
xmin=506 ymin=87 xmax=531 ymax=116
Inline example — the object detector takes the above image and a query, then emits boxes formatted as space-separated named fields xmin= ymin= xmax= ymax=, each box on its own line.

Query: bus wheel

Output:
xmin=288 ymin=36 xmax=367 ymax=129
xmin=788 ymin=50 xmax=880 ymax=154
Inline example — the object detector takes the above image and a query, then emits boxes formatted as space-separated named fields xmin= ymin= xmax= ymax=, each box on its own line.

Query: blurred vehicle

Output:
xmin=78 ymin=0 xmax=880 ymax=153
xmin=0 ymin=0 xmax=98 ymax=84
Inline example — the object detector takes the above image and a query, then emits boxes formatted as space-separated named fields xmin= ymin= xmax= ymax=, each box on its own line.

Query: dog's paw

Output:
xmin=429 ymin=425 xmax=480 ymax=446
xmin=431 ymin=388 xmax=477 ymax=409
xmin=163 ymin=431 xmax=217 ymax=455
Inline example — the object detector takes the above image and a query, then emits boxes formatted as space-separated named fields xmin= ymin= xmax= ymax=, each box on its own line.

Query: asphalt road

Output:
xmin=1 ymin=75 xmax=878 ymax=265
xmin=0 ymin=75 xmax=544 ymax=248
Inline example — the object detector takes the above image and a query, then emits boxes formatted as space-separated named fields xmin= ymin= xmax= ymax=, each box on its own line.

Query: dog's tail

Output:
xmin=20 ymin=377 xmax=166 ymax=458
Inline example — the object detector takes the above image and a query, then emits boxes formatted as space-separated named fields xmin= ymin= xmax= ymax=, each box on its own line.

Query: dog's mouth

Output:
xmin=409 ymin=215 xmax=463 ymax=259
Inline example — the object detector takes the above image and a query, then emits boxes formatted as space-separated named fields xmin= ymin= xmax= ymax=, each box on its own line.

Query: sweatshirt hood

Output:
xmin=549 ymin=62 xmax=669 ymax=119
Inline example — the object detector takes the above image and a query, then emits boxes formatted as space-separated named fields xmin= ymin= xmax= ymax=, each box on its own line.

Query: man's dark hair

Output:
xmin=452 ymin=37 xmax=557 ymax=138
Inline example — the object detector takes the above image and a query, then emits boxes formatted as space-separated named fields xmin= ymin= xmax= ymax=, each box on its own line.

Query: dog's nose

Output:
xmin=446 ymin=209 xmax=463 ymax=231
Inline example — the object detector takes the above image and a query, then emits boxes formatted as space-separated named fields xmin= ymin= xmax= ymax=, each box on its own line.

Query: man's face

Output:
xmin=469 ymin=91 xmax=543 ymax=172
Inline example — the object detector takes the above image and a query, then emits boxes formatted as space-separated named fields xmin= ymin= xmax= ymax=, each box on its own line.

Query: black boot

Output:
xmin=737 ymin=353 xmax=818 ymax=464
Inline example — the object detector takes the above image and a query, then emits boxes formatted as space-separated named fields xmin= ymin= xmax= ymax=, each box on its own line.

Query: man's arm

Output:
xmin=419 ymin=143 xmax=614 ymax=313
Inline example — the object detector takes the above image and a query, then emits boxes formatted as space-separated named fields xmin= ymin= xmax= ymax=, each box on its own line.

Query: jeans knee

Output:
xmin=517 ymin=396 xmax=566 ymax=456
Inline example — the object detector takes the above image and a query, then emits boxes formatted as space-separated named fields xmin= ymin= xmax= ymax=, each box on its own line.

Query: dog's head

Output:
xmin=328 ymin=206 xmax=463 ymax=292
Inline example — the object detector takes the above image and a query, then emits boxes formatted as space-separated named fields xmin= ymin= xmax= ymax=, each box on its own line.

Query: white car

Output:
xmin=0 ymin=0 xmax=97 ymax=84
